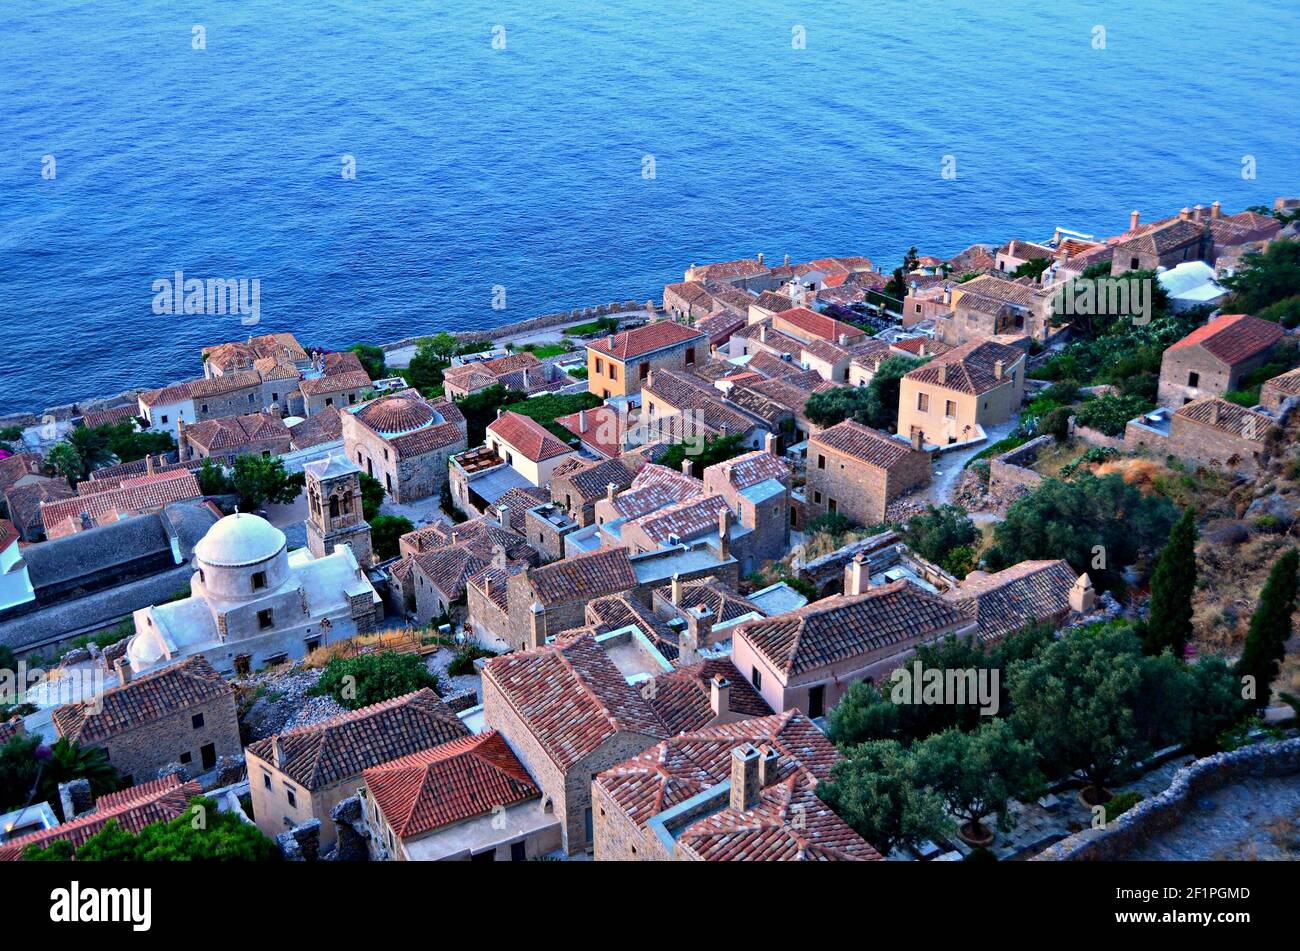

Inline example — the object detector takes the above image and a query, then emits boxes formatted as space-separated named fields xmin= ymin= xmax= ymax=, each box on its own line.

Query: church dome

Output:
xmin=195 ymin=512 xmax=287 ymax=567
xmin=356 ymin=396 xmax=433 ymax=435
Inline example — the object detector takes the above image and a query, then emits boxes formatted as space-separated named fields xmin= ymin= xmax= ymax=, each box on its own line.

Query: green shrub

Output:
xmin=309 ymin=653 xmax=439 ymax=710
xmin=1101 ymin=791 xmax=1143 ymax=824
xmin=1073 ymin=393 xmax=1152 ymax=437
xmin=447 ymin=641 xmax=499 ymax=677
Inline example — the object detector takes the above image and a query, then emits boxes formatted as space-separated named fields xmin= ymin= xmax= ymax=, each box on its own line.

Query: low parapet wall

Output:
xmin=1033 ymin=737 xmax=1300 ymax=861
xmin=988 ymin=434 xmax=1052 ymax=494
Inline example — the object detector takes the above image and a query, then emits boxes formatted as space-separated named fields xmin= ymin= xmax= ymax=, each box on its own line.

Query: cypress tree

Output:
xmin=1143 ymin=507 xmax=1198 ymax=656
xmin=1237 ymin=548 xmax=1299 ymax=711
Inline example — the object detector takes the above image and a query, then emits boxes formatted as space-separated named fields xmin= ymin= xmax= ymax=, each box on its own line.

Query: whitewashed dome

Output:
xmin=195 ymin=512 xmax=287 ymax=567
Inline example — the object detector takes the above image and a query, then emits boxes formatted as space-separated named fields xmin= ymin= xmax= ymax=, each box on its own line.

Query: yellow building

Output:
xmin=896 ymin=339 xmax=1025 ymax=448
xmin=586 ymin=321 xmax=707 ymax=398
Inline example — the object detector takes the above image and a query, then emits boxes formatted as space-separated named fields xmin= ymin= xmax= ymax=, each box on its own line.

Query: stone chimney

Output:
xmin=113 ymin=657 xmax=131 ymax=685
xmin=758 ymin=745 xmax=780 ymax=786
xmin=58 ymin=778 xmax=95 ymax=820
xmin=681 ymin=458 xmax=693 ymax=478
xmin=145 ymin=454 xmax=156 ymax=476
xmin=709 ymin=675 xmax=731 ymax=719
xmin=838 ymin=333 xmax=850 ymax=346
xmin=607 ymin=334 xmax=616 ymax=350
xmin=677 ymin=629 xmax=700 ymax=667
xmin=1193 ymin=203 xmax=1204 ymax=221
xmin=756 ymin=252 xmax=764 ymax=265
xmin=1069 ymin=573 xmax=1097 ymax=614
xmin=845 ymin=551 xmax=869 ymax=595
xmin=492 ymin=544 xmax=506 ymax=568
xmin=942 ymin=284 xmax=952 ymax=305
xmin=271 ymin=734 xmax=287 ymax=769
xmin=687 ymin=604 xmax=714 ymax=648
xmin=1130 ymin=209 xmax=1140 ymax=231
xmin=1210 ymin=401 xmax=1221 ymax=426
xmin=717 ymin=508 xmax=731 ymax=560
xmin=496 ymin=504 xmax=510 ymax=529
xmin=1211 ymin=200 xmax=1222 ymax=220
xmin=606 ymin=481 xmax=620 ymax=504
xmin=578 ymin=410 xmax=587 ymax=432
xmin=994 ymin=359 xmax=1005 ymax=380
xmin=783 ymin=253 xmax=790 ymax=266
xmin=759 ymin=324 xmax=768 ymax=343
xmin=910 ymin=429 xmax=923 ymax=451
xmin=763 ymin=431 xmax=778 ymax=455
xmin=937 ymin=363 xmax=947 ymax=385
xmin=176 ymin=418 xmax=189 ymax=462
xmin=529 ymin=601 xmax=547 ymax=649
xmin=1179 ymin=206 xmax=1191 ymax=221
xmin=671 ymin=572 xmax=682 ymax=605
xmin=729 ymin=743 xmax=761 ymax=812
xmin=79 ymin=512 xmax=94 ymax=532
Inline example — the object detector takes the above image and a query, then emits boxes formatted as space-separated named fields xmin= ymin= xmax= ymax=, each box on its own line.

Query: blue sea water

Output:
xmin=1 ymin=0 xmax=1297 ymax=412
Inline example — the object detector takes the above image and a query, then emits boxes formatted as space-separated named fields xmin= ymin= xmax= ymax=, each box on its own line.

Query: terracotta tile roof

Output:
xmin=1174 ymin=397 xmax=1276 ymax=440
xmin=705 ymin=449 xmax=790 ymax=490
xmin=246 ymin=689 xmax=469 ymax=790
xmin=904 ymin=337 xmax=1024 ymax=395
xmin=810 ymin=420 xmax=919 ymax=470
xmin=688 ymin=259 xmax=771 ymax=282
xmin=80 ymin=404 xmax=139 ymax=430
xmin=0 ymin=453 xmax=44 ymax=494
xmin=204 ymin=333 xmax=306 ymax=372
xmin=0 ymin=519 xmax=17 ymax=551
xmin=747 ymin=350 xmax=801 ymax=379
xmin=388 ymin=421 xmax=466 ymax=457
xmin=947 ymin=244 xmax=997 ymax=274
xmin=657 ymin=577 xmax=763 ymax=625
xmin=776 ymin=307 xmax=861 ymax=344
xmin=956 ymin=274 xmax=1041 ymax=307
xmin=585 ymin=592 xmax=680 ymax=661
xmin=753 ymin=291 xmax=794 ymax=313
xmin=324 ymin=350 xmax=367 ymax=375
xmin=363 ymin=730 xmax=539 ymax=839
xmin=594 ymin=710 xmax=880 ymax=860
xmin=890 ymin=336 xmax=951 ymax=358
xmin=526 ymin=547 xmax=637 ymax=606
xmin=612 ymin=464 xmax=704 ymax=519
xmin=997 ymin=240 xmax=1053 ymax=261
xmin=695 ymin=312 xmax=747 ymax=346
xmin=412 ymin=546 xmax=490 ymax=603
xmin=554 ymin=456 xmax=637 ymax=504
xmin=1166 ymin=313 xmax=1283 ymax=366
xmin=586 ymin=321 xmax=707 ymax=361
xmin=488 ymin=411 xmax=573 ymax=463
xmin=355 ymin=393 xmax=437 ymax=434
xmin=466 ymin=561 xmax=527 ymax=611
xmin=52 ymin=655 xmax=231 ymax=744
xmin=645 ymin=370 xmax=759 ymax=437
xmin=801 ymin=337 xmax=851 ymax=364
xmin=138 ymin=382 xmax=196 ymax=407
xmin=6 ymin=478 xmax=75 ymax=534
xmin=40 ymin=469 xmax=201 ymax=538
xmin=188 ymin=370 xmax=263 ymax=400
xmin=736 ymin=372 xmax=835 ymax=415
xmin=185 ymin=412 xmax=290 ymax=452
xmin=736 ymin=580 xmax=970 ymax=676
xmin=482 ymin=632 xmax=666 ymax=770
xmin=1117 ymin=217 xmax=1206 ymax=255
xmin=300 ymin=369 xmax=372 ymax=397
xmin=625 ymin=493 xmax=729 ymax=545
xmin=288 ymin=405 xmax=343 ymax=449
xmin=485 ymin=486 xmax=549 ymax=533
xmin=0 ymin=775 xmax=201 ymax=861
xmin=946 ymin=559 xmax=1078 ymax=642
xmin=1263 ymin=367 xmax=1300 ymax=397
xmin=555 ymin=405 xmax=624 ymax=458
xmin=94 ymin=775 xmax=191 ymax=810
xmin=644 ymin=658 xmax=772 ymax=734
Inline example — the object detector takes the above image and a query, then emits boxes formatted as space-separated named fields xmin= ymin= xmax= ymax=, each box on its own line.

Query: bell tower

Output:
xmin=303 ymin=454 xmax=373 ymax=565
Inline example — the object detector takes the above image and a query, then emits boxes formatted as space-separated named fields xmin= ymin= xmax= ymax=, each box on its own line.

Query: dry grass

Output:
xmin=299 ymin=628 xmax=431 ymax=668
xmin=1029 ymin=440 xmax=1088 ymax=478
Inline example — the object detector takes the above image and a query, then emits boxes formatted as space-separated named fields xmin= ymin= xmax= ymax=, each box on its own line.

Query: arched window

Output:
xmin=329 ymin=496 xmax=340 ymax=519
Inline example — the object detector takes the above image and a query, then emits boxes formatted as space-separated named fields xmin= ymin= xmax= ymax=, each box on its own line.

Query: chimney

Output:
xmin=1179 ymin=206 xmax=1191 ymax=221
xmin=496 ymin=406 xmax=504 ymax=419
xmin=145 ymin=454 xmax=156 ymax=476
xmin=783 ymin=254 xmax=790 ymax=266
xmin=681 ymin=458 xmax=693 ymax=478
xmin=492 ymin=544 xmax=506 ymax=568
xmin=529 ymin=601 xmax=547 ymax=649
xmin=606 ymin=481 xmax=620 ymax=505
xmin=756 ymin=252 xmax=764 ymax=265
xmin=910 ymin=429 xmax=923 ymax=451
xmin=606 ymin=334 xmax=616 ymax=350
xmin=671 ymin=572 xmax=682 ymax=605
xmin=1210 ymin=401 xmax=1220 ymax=426
xmin=937 ymin=363 xmax=947 ymax=385
xmin=1069 ymin=573 xmax=1097 ymax=614
xmin=763 ymin=431 xmax=778 ymax=455
xmin=497 ymin=504 xmax=510 ymax=529
xmin=578 ymin=410 xmax=587 ymax=432
xmin=1193 ymin=203 xmax=1204 ymax=221
xmin=709 ymin=675 xmax=731 ymax=719
xmin=717 ymin=508 xmax=731 ymax=560
xmin=943 ymin=284 xmax=952 ymax=305
xmin=113 ymin=657 xmax=131 ymax=685
xmin=845 ymin=551 xmax=869 ymax=595
xmin=271 ymin=734 xmax=287 ymax=769
xmin=759 ymin=325 xmax=768 ymax=343
xmin=758 ymin=745 xmax=780 ymax=786
xmin=79 ymin=512 xmax=94 ymax=532
xmin=677 ymin=629 xmax=700 ymax=667
xmin=838 ymin=333 xmax=849 ymax=346
xmin=729 ymin=744 xmax=762 ymax=812
xmin=176 ymin=418 xmax=189 ymax=462
xmin=1129 ymin=209 xmax=1140 ymax=231
xmin=994 ymin=359 xmax=1005 ymax=380
xmin=1211 ymin=200 xmax=1222 ymax=220
xmin=687 ymin=604 xmax=714 ymax=648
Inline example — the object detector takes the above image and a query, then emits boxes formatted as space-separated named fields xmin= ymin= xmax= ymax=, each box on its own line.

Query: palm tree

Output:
xmin=39 ymin=738 xmax=121 ymax=810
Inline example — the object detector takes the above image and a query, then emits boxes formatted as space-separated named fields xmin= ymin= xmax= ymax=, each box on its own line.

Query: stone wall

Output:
xmin=91 ymin=691 xmax=242 ymax=787
xmin=1033 ymin=737 xmax=1300 ymax=861
xmin=380 ymin=301 xmax=653 ymax=355
xmin=989 ymin=434 xmax=1051 ymax=494
xmin=1072 ymin=421 xmax=1128 ymax=451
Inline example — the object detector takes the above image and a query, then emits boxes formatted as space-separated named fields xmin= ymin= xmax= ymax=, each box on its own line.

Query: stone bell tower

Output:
xmin=303 ymin=454 xmax=373 ymax=566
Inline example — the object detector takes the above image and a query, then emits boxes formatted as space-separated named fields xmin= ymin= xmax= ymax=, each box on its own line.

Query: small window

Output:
xmin=685 ymin=347 xmax=696 ymax=366
xmin=945 ymin=400 xmax=957 ymax=419
xmin=1188 ymin=371 xmax=1200 ymax=387
xmin=325 ymin=397 xmax=334 ymax=407
xmin=191 ymin=713 xmax=205 ymax=729
xmin=201 ymin=403 xmax=209 ymax=413
xmin=385 ymin=472 xmax=393 ymax=492
xmin=751 ymin=666 xmax=762 ymax=689
xmin=610 ymin=364 xmax=618 ymax=381
xmin=286 ymin=788 xmax=297 ymax=808
xmin=272 ymin=392 xmax=279 ymax=401
xmin=161 ymin=414 xmax=169 ymax=424
xmin=829 ymin=498 xmax=838 ymax=514
xmin=263 ymin=772 xmax=272 ymax=790
xmin=1130 ymin=257 xmax=1140 ymax=270
xmin=817 ymin=454 xmax=825 ymax=469
xmin=917 ymin=392 xmax=929 ymax=412
xmin=179 ymin=751 xmax=192 ymax=764
xmin=511 ymin=841 xmax=527 ymax=862
xmin=252 ymin=571 xmax=268 ymax=591
xmin=813 ymin=490 xmax=822 ymax=504
xmin=639 ymin=362 xmax=649 ymax=380
xmin=248 ymin=393 xmax=256 ymax=403
xmin=595 ymin=358 xmax=604 ymax=374
xmin=258 ymin=608 xmax=274 ymax=629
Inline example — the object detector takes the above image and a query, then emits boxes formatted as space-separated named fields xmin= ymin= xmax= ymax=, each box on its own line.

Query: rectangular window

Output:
xmin=258 ymin=608 xmax=274 ymax=629
xmin=610 ymin=364 xmax=618 ymax=381
xmin=286 ymin=787 xmax=297 ymax=808
xmin=813 ymin=491 xmax=822 ymax=504
xmin=828 ymin=498 xmax=838 ymax=513
xmin=1188 ymin=371 xmax=1200 ymax=387
xmin=817 ymin=454 xmax=825 ymax=469
xmin=252 ymin=571 xmax=267 ymax=591
xmin=191 ymin=713 xmax=205 ymax=729
xmin=917 ymin=392 xmax=929 ymax=412
xmin=808 ymin=684 xmax=826 ymax=719
xmin=263 ymin=772 xmax=272 ymax=790
xmin=945 ymin=400 xmax=957 ymax=418
xmin=201 ymin=403 xmax=209 ymax=413
xmin=595 ymin=358 xmax=604 ymax=374
xmin=511 ymin=841 xmax=527 ymax=862
xmin=179 ymin=751 xmax=192 ymax=764
xmin=201 ymin=743 xmax=217 ymax=770
xmin=639 ymin=362 xmax=649 ymax=380
xmin=751 ymin=666 xmax=762 ymax=689
xmin=325 ymin=397 xmax=334 ymax=407
xmin=161 ymin=415 xmax=169 ymax=424
xmin=385 ymin=472 xmax=393 ymax=492
xmin=685 ymin=347 xmax=696 ymax=366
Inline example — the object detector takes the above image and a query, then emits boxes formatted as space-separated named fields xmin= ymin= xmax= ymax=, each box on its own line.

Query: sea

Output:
xmin=2 ymin=0 xmax=1298 ymax=412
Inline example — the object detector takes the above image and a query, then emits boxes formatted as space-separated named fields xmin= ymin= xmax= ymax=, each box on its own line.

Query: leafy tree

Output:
xmin=359 ymin=471 xmax=386 ymax=522
xmin=657 ymin=431 xmax=748 ymax=473
xmin=98 ymin=420 xmax=174 ymax=463
xmin=985 ymin=472 xmax=1178 ymax=593
xmin=506 ymin=390 xmax=602 ymax=440
xmin=913 ymin=720 xmax=1041 ymax=839
xmin=825 ymin=680 xmax=900 ymax=746
xmin=456 ymin=384 xmax=526 ymax=444
xmin=406 ymin=338 xmax=451 ymax=395
xmin=309 ymin=652 xmax=439 ymax=710
xmin=816 ymin=738 xmax=951 ymax=854
xmin=229 ymin=455 xmax=303 ymax=511
xmin=1141 ymin=507 xmax=1197 ymax=657
xmin=196 ymin=457 xmax=233 ymax=495
xmin=64 ymin=425 xmax=113 ymax=477
xmin=806 ymin=356 xmax=922 ymax=433
xmin=902 ymin=504 xmax=977 ymax=565
xmin=1185 ymin=656 xmax=1250 ymax=756
xmin=24 ymin=796 xmax=278 ymax=861
xmin=1220 ymin=238 xmax=1300 ymax=313
xmin=1012 ymin=257 xmax=1051 ymax=281
xmin=370 ymin=514 xmax=414 ymax=560
xmin=425 ymin=332 xmax=460 ymax=361
xmin=45 ymin=442 xmax=83 ymax=487
xmin=805 ymin=386 xmax=874 ymax=428
xmin=349 ymin=343 xmax=387 ymax=380
xmin=1236 ymin=548 xmax=1299 ymax=711
xmin=0 ymin=734 xmax=120 ymax=817
xmin=806 ymin=511 xmax=853 ymax=538
xmin=1073 ymin=393 xmax=1153 ymax=436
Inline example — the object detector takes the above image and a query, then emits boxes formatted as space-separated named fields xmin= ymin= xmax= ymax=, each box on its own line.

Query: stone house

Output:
xmin=361 ymin=729 xmax=561 ymax=861
xmin=51 ymin=655 xmax=239 ymax=786
xmin=494 ymin=546 xmax=639 ymax=652
xmin=805 ymin=420 xmax=930 ymax=527
xmin=771 ymin=306 xmax=867 ymax=349
xmin=641 ymin=369 xmax=769 ymax=449
xmin=1126 ymin=397 xmax=1277 ymax=477
xmin=994 ymin=239 xmax=1054 ymax=274
xmin=1111 ymin=212 xmax=1213 ymax=274
xmin=178 ymin=412 xmax=292 ymax=463
xmin=701 ymin=449 xmax=792 ymax=567
xmin=897 ymin=338 xmax=1026 ymax=448
xmin=1157 ymin=313 xmax=1285 ymax=407
xmin=1260 ymin=367 xmax=1300 ymax=414
xmin=246 ymin=688 xmax=469 ymax=850
xmin=341 ymin=390 xmax=467 ymax=502
xmin=945 ymin=560 xmax=1092 ymax=644
xmin=442 ymin=352 xmax=567 ymax=400
xmin=732 ymin=579 xmax=975 ymax=719
xmin=299 ymin=370 xmax=372 ymax=416
xmin=586 ymin=321 xmax=708 ymax=398
xmin=202 ymin=332 xmax=309 ymax=378
xmin=481 ymin=632 xmax=668 ymax=854
xmin=939 ymin=275 xmax=1051 ymax=346
xmin=39 ymin=469 xmax=203 ymax=541
xmin=592 ymin=710 xmax=880 ymax=861
xmin=684 ymin=257 xmax=775 ymax=292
